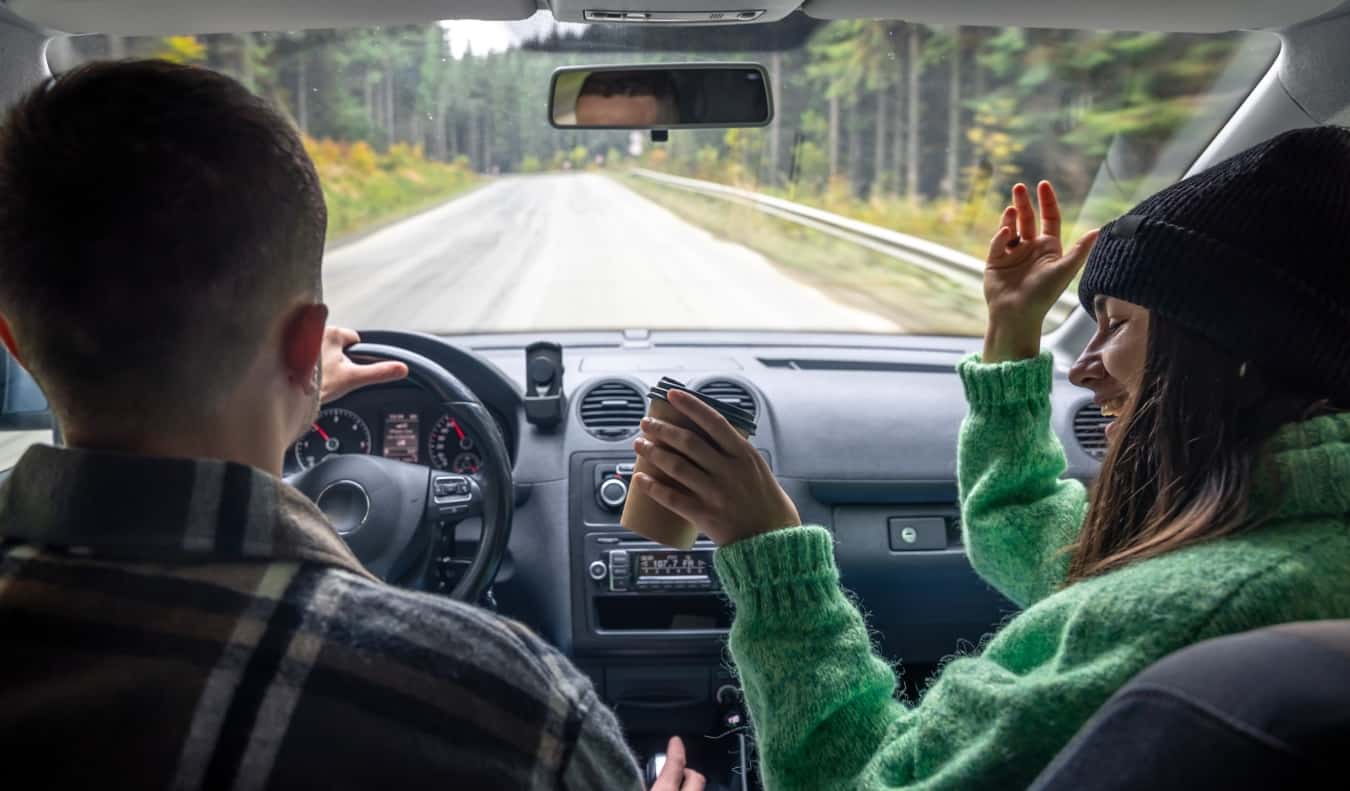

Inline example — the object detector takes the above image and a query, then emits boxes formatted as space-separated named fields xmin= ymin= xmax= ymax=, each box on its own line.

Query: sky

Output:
xmin=442 ymin=11 xmax=586 ymax=59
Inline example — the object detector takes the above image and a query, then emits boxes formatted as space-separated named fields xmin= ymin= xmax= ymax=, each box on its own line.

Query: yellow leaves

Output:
xmin=348 ymin=141 xmax=378 ymax=175
xmin=299 ymin=133 xmax=478 ymax=238
xmin=154 ymin=36 xmax=206 ymax=65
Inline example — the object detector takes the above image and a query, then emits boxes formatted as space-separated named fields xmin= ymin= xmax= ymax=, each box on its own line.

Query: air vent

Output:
xmin=579 ymin=381 xmax=646 ymax=440
xmin=696 ymin=379 xmax=757 ymax=421
xmin=1073 ymin=403 xmax=1111 ymax=460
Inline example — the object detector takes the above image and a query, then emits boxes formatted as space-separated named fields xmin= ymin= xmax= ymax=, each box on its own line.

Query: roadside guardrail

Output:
xmin=629 ymin=168 xmax=1079 ymax=320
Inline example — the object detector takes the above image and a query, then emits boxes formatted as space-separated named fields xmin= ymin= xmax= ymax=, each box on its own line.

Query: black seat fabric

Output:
xmin=1030 ymin=620 xmax=1350 ymax=790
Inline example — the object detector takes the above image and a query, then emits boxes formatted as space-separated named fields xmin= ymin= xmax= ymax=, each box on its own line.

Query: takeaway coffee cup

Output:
xmin=621 ymin=377 xmax=757 ymax=549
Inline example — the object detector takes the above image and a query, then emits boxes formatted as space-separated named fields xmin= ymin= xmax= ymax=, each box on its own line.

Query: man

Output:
xmin=574 ymin=70 xmax=680 ymax=127
xmin=0 ymin=60 xmax=702 ymax=790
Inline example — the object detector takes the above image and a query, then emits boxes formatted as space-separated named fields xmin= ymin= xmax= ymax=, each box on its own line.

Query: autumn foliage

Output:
xmin=302 ymin=137 xmax=476 ymax=238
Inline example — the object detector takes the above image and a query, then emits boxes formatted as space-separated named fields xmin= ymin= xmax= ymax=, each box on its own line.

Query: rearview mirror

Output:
xmin=549 ymin=64 xmax=773 ymax=130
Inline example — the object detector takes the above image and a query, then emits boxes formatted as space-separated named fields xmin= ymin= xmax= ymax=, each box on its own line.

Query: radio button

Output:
xmin=587 ymin=560 xmax=608 ymax=581
xmin=598 ymin=477 xmax=629 ymax=509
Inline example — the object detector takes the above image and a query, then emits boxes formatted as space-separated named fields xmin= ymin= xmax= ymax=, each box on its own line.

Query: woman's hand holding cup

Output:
xmin=982 ymin=180 xmax=1100 ymax=362
xmin=632 ymin=388 xmax=800 ymax=547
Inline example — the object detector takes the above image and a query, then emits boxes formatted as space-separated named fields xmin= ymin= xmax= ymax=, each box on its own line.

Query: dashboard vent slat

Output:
xmin=1073 ymin=403 xmax=1111 ymax=460
xmin=695 ymin=379 xmax=757 ymax=422
xmin=579 ymin=381 xmax=646 ymax=440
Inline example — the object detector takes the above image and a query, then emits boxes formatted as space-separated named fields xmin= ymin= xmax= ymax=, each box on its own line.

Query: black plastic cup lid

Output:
xmin=648 ymin=376 xmax=757 ymax=437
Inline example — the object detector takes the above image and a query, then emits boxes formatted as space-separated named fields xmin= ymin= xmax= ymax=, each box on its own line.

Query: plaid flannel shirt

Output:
xmin=0 ymin=444 xmax=644 ymax=790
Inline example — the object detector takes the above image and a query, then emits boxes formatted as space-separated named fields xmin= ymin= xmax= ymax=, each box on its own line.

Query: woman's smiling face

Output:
xmin=1069 ymin=296 xmax=1151 ymax=441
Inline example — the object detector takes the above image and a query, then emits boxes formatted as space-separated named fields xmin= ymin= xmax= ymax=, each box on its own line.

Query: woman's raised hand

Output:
xmin=982 ymin=181 xmax=1099 ymax=362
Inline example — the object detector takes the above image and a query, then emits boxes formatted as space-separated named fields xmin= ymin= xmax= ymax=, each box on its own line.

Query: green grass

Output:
xmin=324 ymin=180 xmax=485 ymax=248
xmin=624 ymin=175 xmax=989 ymax=336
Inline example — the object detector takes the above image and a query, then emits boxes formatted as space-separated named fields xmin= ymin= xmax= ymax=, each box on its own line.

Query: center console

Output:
xmin=570 ymin=453 xmax=734 ymax=656
xmin=568 ymin=451 xmax=745 ymax=759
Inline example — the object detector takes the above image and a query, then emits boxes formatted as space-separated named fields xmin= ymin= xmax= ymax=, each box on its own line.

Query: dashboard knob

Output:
xmin=588 ymin=560 xmax=609 ymax=581
xmin=598 ymin=477 xmax=629 ymax=509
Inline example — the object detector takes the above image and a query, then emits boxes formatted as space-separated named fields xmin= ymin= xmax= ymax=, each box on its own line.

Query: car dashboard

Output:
xmin=326 ymin=328 xmax=1103 ymax=738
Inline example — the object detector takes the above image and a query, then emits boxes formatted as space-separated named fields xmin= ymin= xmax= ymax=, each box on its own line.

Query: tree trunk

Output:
xmin=874 ymin=88 xmax=888 ymax=197
xmin=893 ymin=79 xmax=905 ymax=197
xmin=363 ymin=66 xmax=374 ymax=124
xmin=483 ymin=111 xmax=493 ymax=171
xmin=432 ymin=77 xmax=450 ymax=161
xmin=383 ymin=57 xmax=395 ymax=143
xmin=296 ymin=54 xmax=309 ymax=134
xmin=467 ymin=111 xmax=479 ymax=170
xmin=945 ymin=28 xmax=962 ymax=200
xmin=847 ymin=100 xmax=863 ymax=195
xmin=768 ymin=50 xmax=783 ymax=186
xmin=905 ymin=24 xmax=922 ymax=203
xmin=828 ymin=94 xmax=840 ymax=180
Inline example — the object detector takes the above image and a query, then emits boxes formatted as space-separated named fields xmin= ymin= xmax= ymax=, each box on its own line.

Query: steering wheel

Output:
xmin=285 ymin=343 xmax=513 ymax=603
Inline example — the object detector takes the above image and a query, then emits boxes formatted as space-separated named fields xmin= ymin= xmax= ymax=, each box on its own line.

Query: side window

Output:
xmin=0 ymin=348 xmax=55 ymax=469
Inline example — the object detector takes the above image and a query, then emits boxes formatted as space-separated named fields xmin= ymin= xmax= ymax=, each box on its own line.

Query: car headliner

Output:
xmin=8 ymin=0 xmax=1347 ymax=36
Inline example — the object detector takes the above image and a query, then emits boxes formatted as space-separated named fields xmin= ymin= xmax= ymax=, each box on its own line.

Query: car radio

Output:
xmin=587 ymin=541 xmax=720 ymax=593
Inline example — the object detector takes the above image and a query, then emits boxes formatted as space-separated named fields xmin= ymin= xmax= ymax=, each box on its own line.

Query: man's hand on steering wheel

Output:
xmin=320 ymin=327 xmax=408 ymax=404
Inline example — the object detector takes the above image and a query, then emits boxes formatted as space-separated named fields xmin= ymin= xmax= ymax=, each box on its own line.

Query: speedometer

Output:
xmin=293 ymin=408 xmax=372 ymax=470
xmin=429 ymin=413 xmax=480 ymax=474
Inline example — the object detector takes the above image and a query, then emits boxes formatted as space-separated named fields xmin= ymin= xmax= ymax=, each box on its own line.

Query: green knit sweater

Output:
xmin=715 ymin=352 xmax=1350 ymax=791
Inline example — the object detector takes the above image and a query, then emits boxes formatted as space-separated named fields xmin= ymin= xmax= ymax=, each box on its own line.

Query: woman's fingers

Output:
xmin=640 ymin=416 xmax=724 ymax=471
xmin=986 ymin=225 xmax=1016 ymax=264
xmin=1012 ymin=183 xmax=1037 ymax=241
xmin=666 ymin=389 xmax=747 ymax=457
xmin=632 ymin=472 xmax=704 ymax=525
xmin=634 ymin=437 xmax=715 ymax=496
xmin=1037 ymin=181 xmax=1061 ymax=239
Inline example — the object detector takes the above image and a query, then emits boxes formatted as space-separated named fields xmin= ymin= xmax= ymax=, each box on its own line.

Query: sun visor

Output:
xmin=801 ymin=0 xmax=1344 ymax=33
xmin=10 ymin=0 xmax=536 ymax=35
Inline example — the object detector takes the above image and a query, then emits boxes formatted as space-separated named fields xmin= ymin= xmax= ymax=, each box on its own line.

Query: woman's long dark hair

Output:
xmin=1067 ymin=315 xmax=1344 ymax=583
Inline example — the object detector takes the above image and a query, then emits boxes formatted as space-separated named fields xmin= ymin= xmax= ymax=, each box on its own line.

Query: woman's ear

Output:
xmin=281 ymin=302 xmax=329 ymax=393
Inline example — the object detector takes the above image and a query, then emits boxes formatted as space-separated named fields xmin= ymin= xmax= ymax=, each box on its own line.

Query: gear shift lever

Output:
xmin=644 ymin=751 xmax=667 ymax=787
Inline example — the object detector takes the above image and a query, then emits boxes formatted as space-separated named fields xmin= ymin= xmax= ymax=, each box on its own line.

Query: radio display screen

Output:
xmin=637 ymin=551 xmax=709 ymax=578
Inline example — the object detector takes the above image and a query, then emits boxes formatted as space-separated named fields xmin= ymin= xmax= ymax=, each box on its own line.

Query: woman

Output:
xmin=630 ymin=126 xmax=1350 ymax=790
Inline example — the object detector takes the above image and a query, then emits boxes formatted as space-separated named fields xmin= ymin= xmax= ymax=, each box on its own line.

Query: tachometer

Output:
xmin=293 ymin=408 xmax=372 ymax=470
xmin=429 ymin=413 xmax=480 ymax=474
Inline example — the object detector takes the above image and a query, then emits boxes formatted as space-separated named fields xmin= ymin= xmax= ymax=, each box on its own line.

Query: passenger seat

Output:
xmin=1030 ymin=620 xmax=1350 ymax=789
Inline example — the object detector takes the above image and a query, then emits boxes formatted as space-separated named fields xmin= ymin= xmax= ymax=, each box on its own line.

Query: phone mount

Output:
xmin=524 ymin=341 xmax=566 ymax=429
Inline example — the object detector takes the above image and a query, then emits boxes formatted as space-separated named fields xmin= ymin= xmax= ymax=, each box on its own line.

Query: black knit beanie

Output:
xmin=1079 ymin=125 xmax=1350 ymax=398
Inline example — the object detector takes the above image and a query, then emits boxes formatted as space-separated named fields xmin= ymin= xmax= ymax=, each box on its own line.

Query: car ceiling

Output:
xmin=9 ymin=0 xmax=1348 ymax=35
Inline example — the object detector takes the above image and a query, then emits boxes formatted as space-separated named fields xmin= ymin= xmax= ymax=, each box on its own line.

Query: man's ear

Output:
xmin=0 ymin=314 xmax=26 ymax=369
xmin=281 ymin=302 xmax=329 ymax=394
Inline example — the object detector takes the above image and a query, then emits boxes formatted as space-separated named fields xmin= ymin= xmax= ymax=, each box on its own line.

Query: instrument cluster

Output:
xmin=284 ymin=387 xmax=510 ymax=476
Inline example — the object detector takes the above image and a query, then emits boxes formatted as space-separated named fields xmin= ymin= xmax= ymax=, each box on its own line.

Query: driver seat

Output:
xmin=1030 ymin=620 xmax=1350 ymax=789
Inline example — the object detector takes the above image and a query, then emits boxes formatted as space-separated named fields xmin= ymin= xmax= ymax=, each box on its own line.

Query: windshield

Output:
xmin=51 ymin=16 xmax=1277 ymax=336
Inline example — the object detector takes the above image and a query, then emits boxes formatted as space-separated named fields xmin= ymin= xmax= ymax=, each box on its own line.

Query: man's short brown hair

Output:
xmin=0 ymin=59 xmax=326 ymax=427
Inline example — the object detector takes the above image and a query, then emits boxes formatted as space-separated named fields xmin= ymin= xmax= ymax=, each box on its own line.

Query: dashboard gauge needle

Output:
xmin=312 ymin=423 xmax=331 ymax=442
xmin=451 ymin=419 xmax=466 ymax=442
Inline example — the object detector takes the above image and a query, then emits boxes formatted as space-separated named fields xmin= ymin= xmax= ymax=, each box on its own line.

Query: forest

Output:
xmin=57 ymin=16 xmax=1277 ymax=251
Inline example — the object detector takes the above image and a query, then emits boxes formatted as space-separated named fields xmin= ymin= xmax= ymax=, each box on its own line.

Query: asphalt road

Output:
xmin=323 ymin=173 xmax=898 ymax=333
